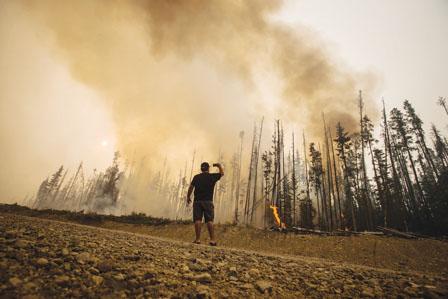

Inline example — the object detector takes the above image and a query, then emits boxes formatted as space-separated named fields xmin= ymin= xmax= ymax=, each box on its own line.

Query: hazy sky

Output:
xmin=0 ymin=0 xmax=447 ymax=203
xmin=0 ymin=1 xmax=116 ymax=201
xmin=278 ymin=0 xmax=448 ymax=131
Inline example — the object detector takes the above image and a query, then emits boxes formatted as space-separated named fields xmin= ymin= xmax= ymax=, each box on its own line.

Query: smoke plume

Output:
xmin=1 ymin=0 xmax=377 ymax=204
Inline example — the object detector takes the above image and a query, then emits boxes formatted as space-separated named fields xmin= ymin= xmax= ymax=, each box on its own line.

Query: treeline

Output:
xmin=31 ymin=152 xmax=122 ymax=213
xmin=29 ymin=148 xmax=237 ymax=221
xmin=252 ymin=94 xmax=448 ymax=235
xmin=29 ymin=95 xmax=448 ymax=235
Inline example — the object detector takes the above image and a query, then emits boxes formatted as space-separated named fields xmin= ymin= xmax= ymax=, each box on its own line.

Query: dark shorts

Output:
xmin=193 ymin=201 xmax=214 ymax=222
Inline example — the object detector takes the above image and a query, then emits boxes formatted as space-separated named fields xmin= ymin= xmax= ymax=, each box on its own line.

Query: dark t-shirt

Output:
xmin=191 ymin=172 xmax=222 ymax=202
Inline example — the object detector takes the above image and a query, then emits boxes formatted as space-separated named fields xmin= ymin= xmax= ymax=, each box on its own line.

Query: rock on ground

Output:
xmin=0 ymin=213 xmax=447 ymax=298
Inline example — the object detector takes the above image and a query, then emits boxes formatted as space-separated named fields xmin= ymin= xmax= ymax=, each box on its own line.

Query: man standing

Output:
xmin=187 ymin=162 xmax=224 ymax=246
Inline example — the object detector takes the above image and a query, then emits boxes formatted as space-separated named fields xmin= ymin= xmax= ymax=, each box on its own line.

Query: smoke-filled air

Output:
xmin=6 ymin=0 xmax=447 ymax=234
xmin=1 ymin=0 xmax=376 ymax=218
xmin=2 ymin=2 xmax=448 ymax=298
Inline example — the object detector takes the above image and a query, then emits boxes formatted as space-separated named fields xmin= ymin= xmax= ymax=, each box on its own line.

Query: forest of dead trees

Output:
xmin=29 ymin=95 xmax=448 ymax=235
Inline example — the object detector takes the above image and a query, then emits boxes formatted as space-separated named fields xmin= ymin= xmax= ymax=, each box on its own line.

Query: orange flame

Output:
xmin=270 ymin=205 xmax=286 ymax=228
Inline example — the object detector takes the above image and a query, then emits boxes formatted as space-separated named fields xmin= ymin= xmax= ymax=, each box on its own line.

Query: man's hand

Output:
xmin=213 ymin=163 xmax=224 ymax=176
xmin=187 ymin=184 xmax=194 ymax=206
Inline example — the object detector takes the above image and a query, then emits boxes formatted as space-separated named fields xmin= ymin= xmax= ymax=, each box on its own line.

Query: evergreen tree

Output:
xmin=431 ymin=125 xmax=448 ymax=168
xmin=48 ymin=166 xmax=64 ymax=203
xmin=404 ymin=100 xmax=438 ymax=179
xmin=363 ymin=116 xmax=382 ymax=218
xmin=309 ymin=142 xmax=324 ymax=229
xmin=389 ymin=108 xmax=424 ymax=217
xmin=103 ymin=151 xmax=122 ymax=205
xmin=437 ymin=97 xmax=448 ymax=116
xmin=34 ymin=178 xmax=50 ymax=209
xmin=335 ymin=123 xmax=357 ymax=231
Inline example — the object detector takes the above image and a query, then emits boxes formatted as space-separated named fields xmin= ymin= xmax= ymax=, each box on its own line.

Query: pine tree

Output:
xmin=244 ymin=123 xmax=257 ymax=223
xmin=431 ymin=125 xmax=448 ymax=168
xmin=250 ymin=118 xmax=264 ymax=224
xmin=390 ymin=108 xmax=424 ymax=208
xmin=291 ymin=132 xmax=297 ymax=225
xmin=382 ymin=100 xmax=408 ymax=229
xmin=301 ymin=132 xmax=313 ymax=228
xmin=103 ymin=151 xmax=121 ymax=205
xmin=234 ymin=131 xmax=244 ymax=224
xmin=329 ymin=128 xmax=343 ymax=228
xmin=43 ymin=166 xmax=65 ymax=207
xmin=437 ymin=97 xmax=448 ymax=116
xmin=404 ymin=100 xmax=439 ymax=179
xmin=363 ymin=115 xmax=382 ymax=222
xmin=262 ymin=150 xmax=273 ymax=227
xmin=359 ymin=91 xmax=374 ymax=230
xmin=335 ymin=122 xmax=357 ymax=231
xmin=309 ymin=142 xmax=324 ymax=229
xmin=34 ymin=178 xmax=50 ymax=209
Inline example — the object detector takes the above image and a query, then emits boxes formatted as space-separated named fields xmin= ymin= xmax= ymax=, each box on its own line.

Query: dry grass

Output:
xmin=0 ymin=203 xmax=190 ymax=225
xmin=2 ymin=203 xmax=447 ymax=276
xmin=99 ymin=221 xmax=448 ymax=275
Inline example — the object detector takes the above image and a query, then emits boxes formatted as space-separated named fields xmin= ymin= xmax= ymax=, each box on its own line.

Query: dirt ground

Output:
xmin=1 ymin=204 xmax=447 ymax=276
xmin=2 ymin=213 xmax=447 ymax=298
xmin=95 ymin=221 xmax=448 ymax=276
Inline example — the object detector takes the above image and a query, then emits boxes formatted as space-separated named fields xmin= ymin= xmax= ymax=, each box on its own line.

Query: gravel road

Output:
xmin=0 ymin=213 xmax=447 ymax=298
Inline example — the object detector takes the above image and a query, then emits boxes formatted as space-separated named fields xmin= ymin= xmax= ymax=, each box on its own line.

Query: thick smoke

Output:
xmin=2 ymin=1 xmax=377 ymax=210
xmin=24 ymin=0 xmax=376 ymax=150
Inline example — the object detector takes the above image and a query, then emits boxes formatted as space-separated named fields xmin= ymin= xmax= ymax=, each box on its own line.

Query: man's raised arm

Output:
xmin=213 ymin=163 xmax=224 ymax=176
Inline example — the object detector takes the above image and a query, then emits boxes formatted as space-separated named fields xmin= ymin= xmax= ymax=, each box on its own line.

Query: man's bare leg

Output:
xmin=194 ymin=220 xmax=202 ymax=242
xmin=206 ymin=221 xmax=215 ymax=243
